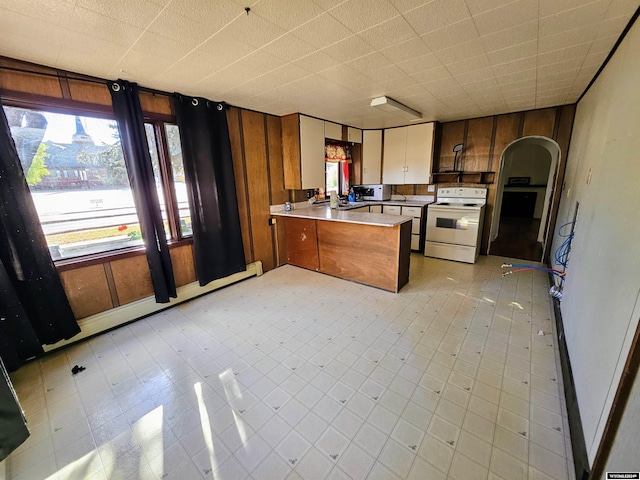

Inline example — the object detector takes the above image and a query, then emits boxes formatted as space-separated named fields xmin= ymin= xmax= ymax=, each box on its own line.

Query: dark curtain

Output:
xmin=0 ymin=357 xmax=29 ymax=461
xmin=174 ymin=95 xmax=246 ymax=286
xmin=108 ymin=80 xmax=176 ymax=303
xmin=0 ymin=99 xmax=80 ymax=372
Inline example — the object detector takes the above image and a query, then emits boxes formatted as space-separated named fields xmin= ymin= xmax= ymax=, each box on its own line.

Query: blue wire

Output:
xmin=554 ymin=221 xmax=575 ymax=269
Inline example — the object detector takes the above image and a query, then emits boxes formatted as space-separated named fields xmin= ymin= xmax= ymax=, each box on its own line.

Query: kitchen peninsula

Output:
xmin=272 ymin=205 xmax=413 ymax=292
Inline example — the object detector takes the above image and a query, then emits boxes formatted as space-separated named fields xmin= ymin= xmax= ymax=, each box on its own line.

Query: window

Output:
xmin=164 ymin=124 xmax=191 ymax=237
xmin=325 ymin=161 xmax=350 ymax=197
xmin=3 ymin=105 xmax=190 ymax=261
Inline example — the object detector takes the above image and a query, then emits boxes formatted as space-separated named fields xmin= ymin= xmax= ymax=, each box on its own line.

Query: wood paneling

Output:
xmin=464 ymin=117 xmax=494 ymax=172
xmin=68 ymin=80 xmax=111 ymax=105
xmin=110 ymin=255 xmax=154 ymax=305
xmin=317 ymin=220 xmax=409 ymax=292
xmin=170 ymin=245 xmax=196 ymax=287
xmin=275 ymin=219 xmax=288 ymax=267
xmin=281 ymin=114 xmax=302 ymax=190
xmin=439 ymin=121 xmax=465 ymax=171
xmin=523 ymin=107 xmax=556 ymax=137
xmin=285 ymin=217 xmax=319 ymax=270
xmin=228 ymin=107 xmax=253 ymax=264
xmin=241 ymin=109 xmax=275 ymax=272
xmin=0 ymin=58 xmax=63 ymax=97
xmin=267 ymin=115 xmax=288 ymax=205
xmin=59 ymin=264 xmax=113 ymax=319
xmin=139 ymin=91 xmax=173 ymax=115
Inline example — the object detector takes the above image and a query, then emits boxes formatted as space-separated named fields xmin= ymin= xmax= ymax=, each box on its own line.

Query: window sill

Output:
xmin=55 ymin=237 xmax=193 ymax=272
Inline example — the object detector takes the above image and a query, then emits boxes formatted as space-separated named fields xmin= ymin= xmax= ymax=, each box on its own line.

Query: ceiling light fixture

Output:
xmin=370 ymin=96 xmax=422 ymax=121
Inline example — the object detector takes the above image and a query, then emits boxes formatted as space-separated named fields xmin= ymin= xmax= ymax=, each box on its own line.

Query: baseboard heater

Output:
xmin=43 ymin=261 xmax=263 ymax=353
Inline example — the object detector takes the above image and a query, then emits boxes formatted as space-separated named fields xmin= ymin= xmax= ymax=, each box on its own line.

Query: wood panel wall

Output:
xmin=431 ymin=105 xmax=576 ymax=256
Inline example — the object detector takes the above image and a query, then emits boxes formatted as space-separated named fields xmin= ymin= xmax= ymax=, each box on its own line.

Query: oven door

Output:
xmin=426 ymin=205 xmax=480 ymax=247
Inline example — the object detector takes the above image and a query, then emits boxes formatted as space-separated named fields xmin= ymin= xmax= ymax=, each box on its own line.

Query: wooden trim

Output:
xmin=552 ymin=107 xmax=562 ymax=141
xmin=1 ymin=89 xmax=114 ymax=117
xmin=578 ymin=6 xmax=640 ymax=102
xmin=54 ymin=238 xmax=193 ymax=272
xmin=488 ymin=116 xmax=498 ymax=172
xmin=264 ymin=115 xmax=279 ymax=266
xmin=517 ymin=111 xmax=525 ymax=137
xmin=589 ymin=318 xmax=640 ymax=480
xmin=238 ymin=110 xmax=256 ymax=262
xmin=461 ymin=119 xmax=469 ymax=171
xmin=153 ymin=121 xmax=181 ymax=239
xmin=57 ymin=71 xmax=72 ymax=100
xmin=103 ymin=263 xmax=120 ymax=307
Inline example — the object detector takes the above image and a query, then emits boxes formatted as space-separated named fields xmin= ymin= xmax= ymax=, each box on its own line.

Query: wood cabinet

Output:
xmin=362 ymin=130 xmax=382 ymax=184
xmin=285 ymin=217 xmax=319 ymax=270
xmin=379 ymin=204 xmax=425 ymax=252
xmin=282 ymin=114 xmax=326 ymax=190
xmin=347 ymin=127 xmax=362 ymax=143
xmin=382 ymin=123 xmax=434 ymax=184
xmin=325 ymin=121 xmax=343 ymax=140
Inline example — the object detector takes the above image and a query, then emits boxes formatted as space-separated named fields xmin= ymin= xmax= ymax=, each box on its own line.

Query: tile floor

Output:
xmin=3 ymin=254 xmax=575 ymax=480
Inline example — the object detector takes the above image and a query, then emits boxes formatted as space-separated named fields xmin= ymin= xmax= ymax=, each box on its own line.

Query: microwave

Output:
xmin=354 ymin=184 xmax=391 ymax=201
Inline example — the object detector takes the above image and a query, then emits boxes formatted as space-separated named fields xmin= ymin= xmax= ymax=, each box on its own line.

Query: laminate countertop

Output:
xmin=272 ymin=205 xmax=414 ymax=227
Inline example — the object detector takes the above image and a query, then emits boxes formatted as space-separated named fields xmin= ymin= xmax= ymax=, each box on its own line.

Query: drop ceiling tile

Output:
xmin=538 ymin=25 xmax=597 ymax=54
xmin=536 ymin=68 xmax=581 ymax=83
xmin=0 ymin=31 xmax=61 ymax=68
xmin=372 ymin=72 xmax=417 ymax=90
xmin=397 ymin=53 xmax=442 ymax=74
xmin=589 ymin=34 xmax=620 ymax=53
xmin=1 ymin=0 xmax=75 ymax=21
xmin=133 ymin=31 xmax=200 ymax=61
xmin=422 ymin=77 xmax=466 ymax=97
xmin=167 ymin=0 xmax=245 ymax=25
xmin=539 ymin=0 xmax=593 ymax=18
xmin=539 ymin=0 xmax=610 ymax=37
xmin=491 ymin=56 xmax=537 ymax=77
xmin=147 ymin=10 xmax=214 ymax=42
xmin=580 ymin=51 xmax=609 ymax=69
xmin=434 ymin=38 xmax=485 ymax=65
xmin=495 ymin=68 xmax=536 ymax=85
xmin=357 ymin=15 xmax=418 ymax=50
xmin=410 ymin=66 xmax=453 ymax=83
xmin=252 ymin=0 xmax=324 ymax=30
xmin=115 ymin=50 xmax=176 ymax=78
xmin=221 ymin=13 xmax=287 ymax=49
xmin=605 ymin=0 xmax=640 ymax=19
xmin=446 ymin=54 xmax=490 ymax=76
xmin=321 ymin=35 xmax=374 ymax=63
xmin=191 ymin=35 xmax=256 ymax=73
xmin=472 ymin=0 xmax=538 ymax=36
xmin=291 ymin=12 xmax=353 ymax=48
xmin=261 ymin=34 xmax=317 ymax=62
xmin=453 ymin=66 xmax=495 ymax=85
xmin=387 ymin=0 xmax=433 ymax=14
xmin=537 ymin=81 xmax=574 ymax=93
xmin=403 ymin=0 xmax=472 ymax=36
xmin=420 ymin=18 xmax=480 ymax=52
xmin=74 ymin=0 xmax=163 ymax=29
xmin=486 ymin=40 xmax=538 ymax=66
xmin=597 ymin=14 xmax=635 ymax=38
xmin=311 ymin=0 xmax=349 ymax=9
xmin=479 ymin=20 xmax=538 ymax=52
xmin=328 ymin=0 xmax=399 ymax=33
xmin=317 ymin=65 xmax=374 ymax=91
xmin=293 ymin=51 xmax=338 ymax=74
xmin=380 ymin=37 xmax=431 ymax=63
xmin=463 ymin=0 xmax=514 ymax=17
xmin=347 ymin=53 xmax=394 ymax=75
xmin=59 ymin=8 xmax=144 ymax=47
xmin=369 ymin=65 xmax=414 ymax=84
xmin=537 ymin=43 xmax=591 ymax=67
xmin=462 ymin=78 xmax=499 ymax=93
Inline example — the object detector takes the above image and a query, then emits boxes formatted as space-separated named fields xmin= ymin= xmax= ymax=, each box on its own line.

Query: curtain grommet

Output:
xmin=111 ymin=83 xmax=121 ymax=92
xmin=217 ymin=104 xmax=223 ymax=111
xmin=192 ymin=98 xmax=199 ymax=106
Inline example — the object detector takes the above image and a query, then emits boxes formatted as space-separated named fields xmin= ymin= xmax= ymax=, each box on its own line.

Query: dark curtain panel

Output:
xmin=108 ymin=80 xmax=176 ymax=303
xmin=0 ymin=99 xmax=79 ymax=371
xmin=0 ymin=357 xmax=29 ymax=461
xmin=174 ymin=95 xmax=246 ymax=286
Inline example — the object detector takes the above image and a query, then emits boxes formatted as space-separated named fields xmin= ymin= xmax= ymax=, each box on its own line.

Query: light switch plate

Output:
xmin=427 ymin=185 xmax=435 ymax=192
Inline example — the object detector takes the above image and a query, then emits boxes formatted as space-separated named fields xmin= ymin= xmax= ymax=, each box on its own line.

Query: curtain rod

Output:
xmin=0 ymin=65 xmax=171 ymax=97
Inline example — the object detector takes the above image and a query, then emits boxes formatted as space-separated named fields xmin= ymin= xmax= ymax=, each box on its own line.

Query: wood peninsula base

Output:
xmin=284 ymin=216 xmax=412 ymax=293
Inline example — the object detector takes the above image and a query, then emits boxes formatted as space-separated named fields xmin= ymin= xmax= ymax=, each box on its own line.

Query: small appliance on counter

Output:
xmin=353 ymin=184 xmax=391 ymax=201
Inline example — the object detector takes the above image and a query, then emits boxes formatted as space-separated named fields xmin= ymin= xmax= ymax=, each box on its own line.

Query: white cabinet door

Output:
xmin=325 ymin=121 xmax=343 ymax=140
xmin=383 ymin=205 xmax=402 ymax=215
xmin=300 ymin=115 xmax=326 ymax=189
xmin=382 ymin=127 xmax=407 ymax=185
xmin=369 ymin=205 xmax=382 ymax=214
xmin=404 ymin=123 xmax=434 ymax=184
xmin=347 ymin=127 xmax=362 ymax=143
xmin=350 ymin=206 xmax=369 ymax=212
xmin=362 ymin=130 xmax=382 ymax=184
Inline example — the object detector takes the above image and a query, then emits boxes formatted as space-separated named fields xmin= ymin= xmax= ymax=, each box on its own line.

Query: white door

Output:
xmin=382 ymin=127 xmax=407 ymax=185
xmin=362 ymin=130 xmax=382 ymax=184
xmin=404 ymin=123 xmax=434 ymax=184
xmin=426 ymin=206 xmax=481 ymax=247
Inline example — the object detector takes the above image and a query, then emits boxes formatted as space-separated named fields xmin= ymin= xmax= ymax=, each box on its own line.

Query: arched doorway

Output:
xmin=488 ymin=136 xmax=560 ymax=262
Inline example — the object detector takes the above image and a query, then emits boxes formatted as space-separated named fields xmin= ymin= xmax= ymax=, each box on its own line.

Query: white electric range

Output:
xmin=425 ymin=187 xmax=487 ymax=263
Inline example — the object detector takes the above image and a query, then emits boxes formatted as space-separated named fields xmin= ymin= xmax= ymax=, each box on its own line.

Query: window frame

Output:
xmin=1 ymin=91 xmax=192 ymax=271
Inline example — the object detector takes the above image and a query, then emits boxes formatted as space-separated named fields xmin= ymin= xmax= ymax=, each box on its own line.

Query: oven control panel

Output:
xmin=437 ymin=187 xmax=487 ymax=199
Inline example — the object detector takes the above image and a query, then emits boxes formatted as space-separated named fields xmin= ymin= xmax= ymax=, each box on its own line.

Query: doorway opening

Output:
xmin=488 ymin=136 xmax=560 ymax=262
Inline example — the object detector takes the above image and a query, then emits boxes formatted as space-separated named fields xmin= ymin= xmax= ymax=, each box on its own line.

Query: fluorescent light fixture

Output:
xmin=370 ymin=96 xmax=422 ymax=120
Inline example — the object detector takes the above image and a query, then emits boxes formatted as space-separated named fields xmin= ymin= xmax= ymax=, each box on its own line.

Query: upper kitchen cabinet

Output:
xmin=283 ymin=114 xmax=325 ymax=190
xmin=382 ymin=122 xmax=435 ymax=184
xmin=347 ymin=127 xmax=362 ymax=143
xmin=324 ymin=121 xmax=343 ymax=141
xmin=362 ymin=130 xmax=382 ymax=184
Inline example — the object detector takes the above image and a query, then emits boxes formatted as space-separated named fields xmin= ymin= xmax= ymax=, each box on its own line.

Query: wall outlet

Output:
xmin=427 ymin=185 xmax=435 ymax=192
xmin=268 ymin=217 xmax=276 ymax=226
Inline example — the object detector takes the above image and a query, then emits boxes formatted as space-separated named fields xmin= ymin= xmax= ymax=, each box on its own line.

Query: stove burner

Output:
xmin=463 ymin=203 xmax=479 ymax=207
